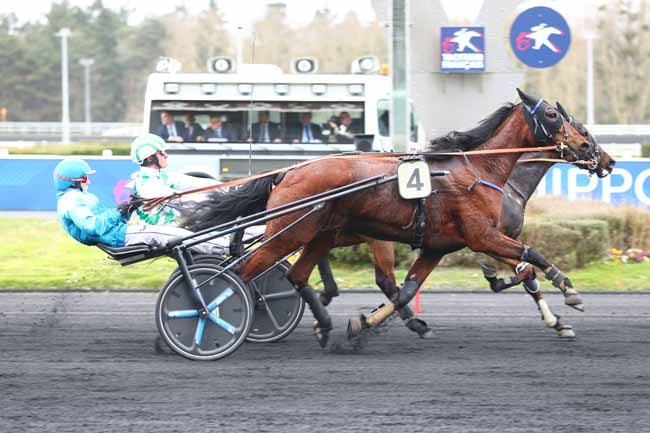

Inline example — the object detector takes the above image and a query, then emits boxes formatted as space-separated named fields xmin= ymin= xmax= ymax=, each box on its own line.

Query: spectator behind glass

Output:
xmin=251 ymin=111 xmax=282 ymax=143
xmin=328 ymin=111 xmax=359 ymax=144
xmin=183 ymin=113 xmax=205 ymax=142
xmin=204 ymin=115 xmax=238 ymax=142
xmin=156 ymin=111 xmax=186 ymax=143
xmin=290 ymin=112 xmax=323 ymax=144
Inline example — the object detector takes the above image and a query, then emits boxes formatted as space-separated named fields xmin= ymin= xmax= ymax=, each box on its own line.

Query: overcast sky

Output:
xmin=6 ymin=0 xmax=377 ymax=27
xmin=5 ymin=0 xmax=601 ymax=27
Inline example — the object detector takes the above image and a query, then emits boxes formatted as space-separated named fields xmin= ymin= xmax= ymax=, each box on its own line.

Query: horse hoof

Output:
xmin=405 ymin=317 xmax=434 ymax=339
xmin=313 ymin=321 xmax=331 ymax=348
xmin=347 ymin=315 xmax=365 ymax=339
xmin=567 ymin=302 xmax=584 ymax=312
xmin=557 ymin=327 xmax=576 ymax=339
xmin=564 ymin=290 xmax=584 ymax=311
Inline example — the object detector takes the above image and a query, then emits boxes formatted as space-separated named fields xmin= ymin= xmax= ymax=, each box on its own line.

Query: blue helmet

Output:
xmin=53 ymin=158 xmax=96 ymax=191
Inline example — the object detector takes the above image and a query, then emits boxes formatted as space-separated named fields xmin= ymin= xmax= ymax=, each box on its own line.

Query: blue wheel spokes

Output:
xmin=167 ymin=309 xmax=200 ymax=319
xmin=206 ymin=287 xmax=234 ymax=312
xmin=207 ymin=313 xmax=237 ymax=335
xmin=194 ymin=318 xmax=207 ymax=345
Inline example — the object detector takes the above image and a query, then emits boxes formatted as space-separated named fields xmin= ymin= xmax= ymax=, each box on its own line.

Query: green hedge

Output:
xmin=520 ymin=219 xmax=609 ymax=268
xmin=329 ymin=242 xmax=415 ymax=268
xmin=330 ymin=218 xmax=612 ymax=271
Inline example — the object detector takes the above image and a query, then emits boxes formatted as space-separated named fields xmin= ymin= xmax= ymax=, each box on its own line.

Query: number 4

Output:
xmin=407 ymin=168 xmax=424 ymax=191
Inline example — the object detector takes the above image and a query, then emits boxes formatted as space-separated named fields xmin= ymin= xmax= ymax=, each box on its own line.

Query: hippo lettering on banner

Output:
xmin=536 ymin=160 xmax=650 ymax=206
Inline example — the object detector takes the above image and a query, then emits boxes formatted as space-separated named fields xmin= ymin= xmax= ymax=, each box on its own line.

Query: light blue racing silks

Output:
xmin=56 ymin=188 xmax=127 ymax=247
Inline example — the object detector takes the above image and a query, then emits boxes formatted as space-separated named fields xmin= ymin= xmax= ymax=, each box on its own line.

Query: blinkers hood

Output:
xmin=517 ymin=88 xmax=564 ymax=145
xmin=555 ymin=101 xmax=571 ymax=122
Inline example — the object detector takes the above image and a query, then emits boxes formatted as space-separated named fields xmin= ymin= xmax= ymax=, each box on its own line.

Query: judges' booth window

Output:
xmin=377 ymin=99 xmax=418 ymax=142
xmin=150 ymin=101 xmax=365 ymax=144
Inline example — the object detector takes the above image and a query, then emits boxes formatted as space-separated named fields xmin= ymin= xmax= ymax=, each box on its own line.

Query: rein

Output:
xmin=140 ymin=144 xmax=560 ymax=211
xmin=518 ymin=158 xmax=597 ymax=168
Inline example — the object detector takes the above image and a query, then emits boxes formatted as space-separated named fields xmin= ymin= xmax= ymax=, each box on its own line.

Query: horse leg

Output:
xmin=317 ymin=255 xmax=339 ymax=306
xmin=481 ymin=257 xmax=575 ymax=338
xmin=366 ymin=237 xmax=433 ymax=339
xmin=349 ymin=251 xmax=442 ymax=336
xmin=467 ymin=229 xmax=584 ymax=311
xmin=287 ymin=232 xmax=338 ymax=348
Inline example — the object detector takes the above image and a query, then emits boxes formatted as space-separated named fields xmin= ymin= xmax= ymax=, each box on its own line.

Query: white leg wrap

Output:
xmin=538 ymin=299 xmax=558 ymax=328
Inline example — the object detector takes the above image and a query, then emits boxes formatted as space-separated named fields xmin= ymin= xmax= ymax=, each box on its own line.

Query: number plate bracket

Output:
xmin=397 ymin=159 xmax=432 ymax=199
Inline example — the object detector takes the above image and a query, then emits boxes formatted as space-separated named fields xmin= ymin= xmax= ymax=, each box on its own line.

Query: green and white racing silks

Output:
xmin=132 ymin=166 xmax=179 ymax=225
xmin=132 ymin=167 xmax=219 ymax=225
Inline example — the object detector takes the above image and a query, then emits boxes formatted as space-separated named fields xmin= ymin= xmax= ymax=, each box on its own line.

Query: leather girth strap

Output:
xmin=413 ymin=197 xmax=426 ymax=250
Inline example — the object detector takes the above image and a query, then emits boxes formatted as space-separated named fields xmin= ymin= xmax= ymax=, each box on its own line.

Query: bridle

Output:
xmin=520 ymin=99 xmax=600 ymax=171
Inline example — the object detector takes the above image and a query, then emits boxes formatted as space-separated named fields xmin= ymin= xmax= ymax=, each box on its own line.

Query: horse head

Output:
xmin=517 ymin=88 xmax=598 ymax=167
xmin=556 ymin=101 xmax=615 ymax=178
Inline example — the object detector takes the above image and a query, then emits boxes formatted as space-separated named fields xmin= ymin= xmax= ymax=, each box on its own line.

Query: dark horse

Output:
xmin=184 ymin=90 xmax=600 ymax=347
xmin=476 ymin=102 xmax=615 ymax=336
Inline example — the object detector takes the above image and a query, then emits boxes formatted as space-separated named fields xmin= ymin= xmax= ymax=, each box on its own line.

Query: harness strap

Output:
xmin=412 ymin=198 xmax=426 ymax=250
xmin=462 ymin=152 xmax=505 ymax=195
xmin=527 ymin=99 xmax=544 ymax=115
xmin=477 ymin=179 xmax=505 ymax=194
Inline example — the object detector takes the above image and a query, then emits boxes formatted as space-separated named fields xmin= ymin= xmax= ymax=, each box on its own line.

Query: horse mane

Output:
xmin=425 ymin=102 xmax=518 ymax=159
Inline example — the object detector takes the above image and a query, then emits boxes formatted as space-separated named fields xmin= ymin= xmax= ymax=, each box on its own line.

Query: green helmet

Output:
xmin=130 ymin=134 xmax=166 ymax=165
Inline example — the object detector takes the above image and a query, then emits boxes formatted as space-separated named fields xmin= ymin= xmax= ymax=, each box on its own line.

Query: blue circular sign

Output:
xmin=509 ymin=6 xmax=571 ymax=68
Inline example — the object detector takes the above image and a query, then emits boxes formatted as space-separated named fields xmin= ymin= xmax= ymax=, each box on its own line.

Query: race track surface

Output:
xmin=1 ymin=292 xmax=649 ymax=433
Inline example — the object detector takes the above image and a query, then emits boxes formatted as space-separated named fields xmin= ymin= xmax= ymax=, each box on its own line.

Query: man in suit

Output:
xmin=290 ymin=112 xmax=322 ymax=143
xmin=182 ymin=113 xmax=205 ymax=142
xmin=204 ymin=115 xmax=238 ymax=142
xmin=156 ymin=111 xmax=186 ymax=143
xmin=251 ymin=111 xmax=282 ymax=143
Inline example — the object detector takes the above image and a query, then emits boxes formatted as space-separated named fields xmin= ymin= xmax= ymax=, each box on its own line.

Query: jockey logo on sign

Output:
xmin=510 ymin=6 xmax=571 ymax=68
xmin=440 ymin=27 xmax=485 ymax=72
xmin=525 ymin=23 xmax=564 ymax=52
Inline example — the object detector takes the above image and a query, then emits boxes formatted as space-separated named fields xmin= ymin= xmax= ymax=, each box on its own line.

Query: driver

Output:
xmin=54 ymin=158 xmax=227 ymax=254
xmin=129 ymin=134 xmax=217 ymax=225
xmin=129 ymin=134 xmax=264 ymax=253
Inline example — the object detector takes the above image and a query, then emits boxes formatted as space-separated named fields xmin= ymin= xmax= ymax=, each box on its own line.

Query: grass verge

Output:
xmin=2 ymin=218 xmax=650 ymax=291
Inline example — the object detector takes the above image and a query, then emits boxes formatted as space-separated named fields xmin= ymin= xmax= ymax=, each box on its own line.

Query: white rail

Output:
xmin=587 ymin=124 xmax=650 ymax=136
xmin=0 ymin=122 xmax=142 ymax=137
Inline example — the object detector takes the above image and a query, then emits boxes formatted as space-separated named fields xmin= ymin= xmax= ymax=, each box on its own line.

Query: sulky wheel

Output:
xmin=246 ymin=260 xmax=305 ymax=343
xmin=192 ymin=254 xmax=229 ymax=267
xmin=156 ymin=264 xmax=253 ymax=361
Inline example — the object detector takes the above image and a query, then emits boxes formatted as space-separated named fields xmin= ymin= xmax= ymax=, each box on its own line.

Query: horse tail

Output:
xmin=180 ymin=175 xmax=275 ymax=231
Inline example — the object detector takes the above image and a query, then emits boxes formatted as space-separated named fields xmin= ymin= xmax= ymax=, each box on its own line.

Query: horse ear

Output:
xmin=555 ymin=101 xmax=570 ymax=119
xmin=516 ymin=88 xmax=539 ymax=107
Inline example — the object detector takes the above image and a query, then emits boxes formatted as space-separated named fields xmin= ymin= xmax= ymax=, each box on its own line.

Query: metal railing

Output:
xmin=0 ymin=122 xmax=142 ymax=137
xmin=587 ymin=124 xmax=650 ymax=136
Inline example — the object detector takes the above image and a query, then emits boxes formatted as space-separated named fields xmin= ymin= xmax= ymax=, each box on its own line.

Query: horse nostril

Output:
xmin=580 ymin=143 xmax=590 ymax=152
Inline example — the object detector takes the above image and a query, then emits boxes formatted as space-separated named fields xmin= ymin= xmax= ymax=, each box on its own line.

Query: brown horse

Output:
xmin=212 ymin=91 xmax=599 ymax=347
xmin=324 ymin=104 xmax=615 ymax=339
